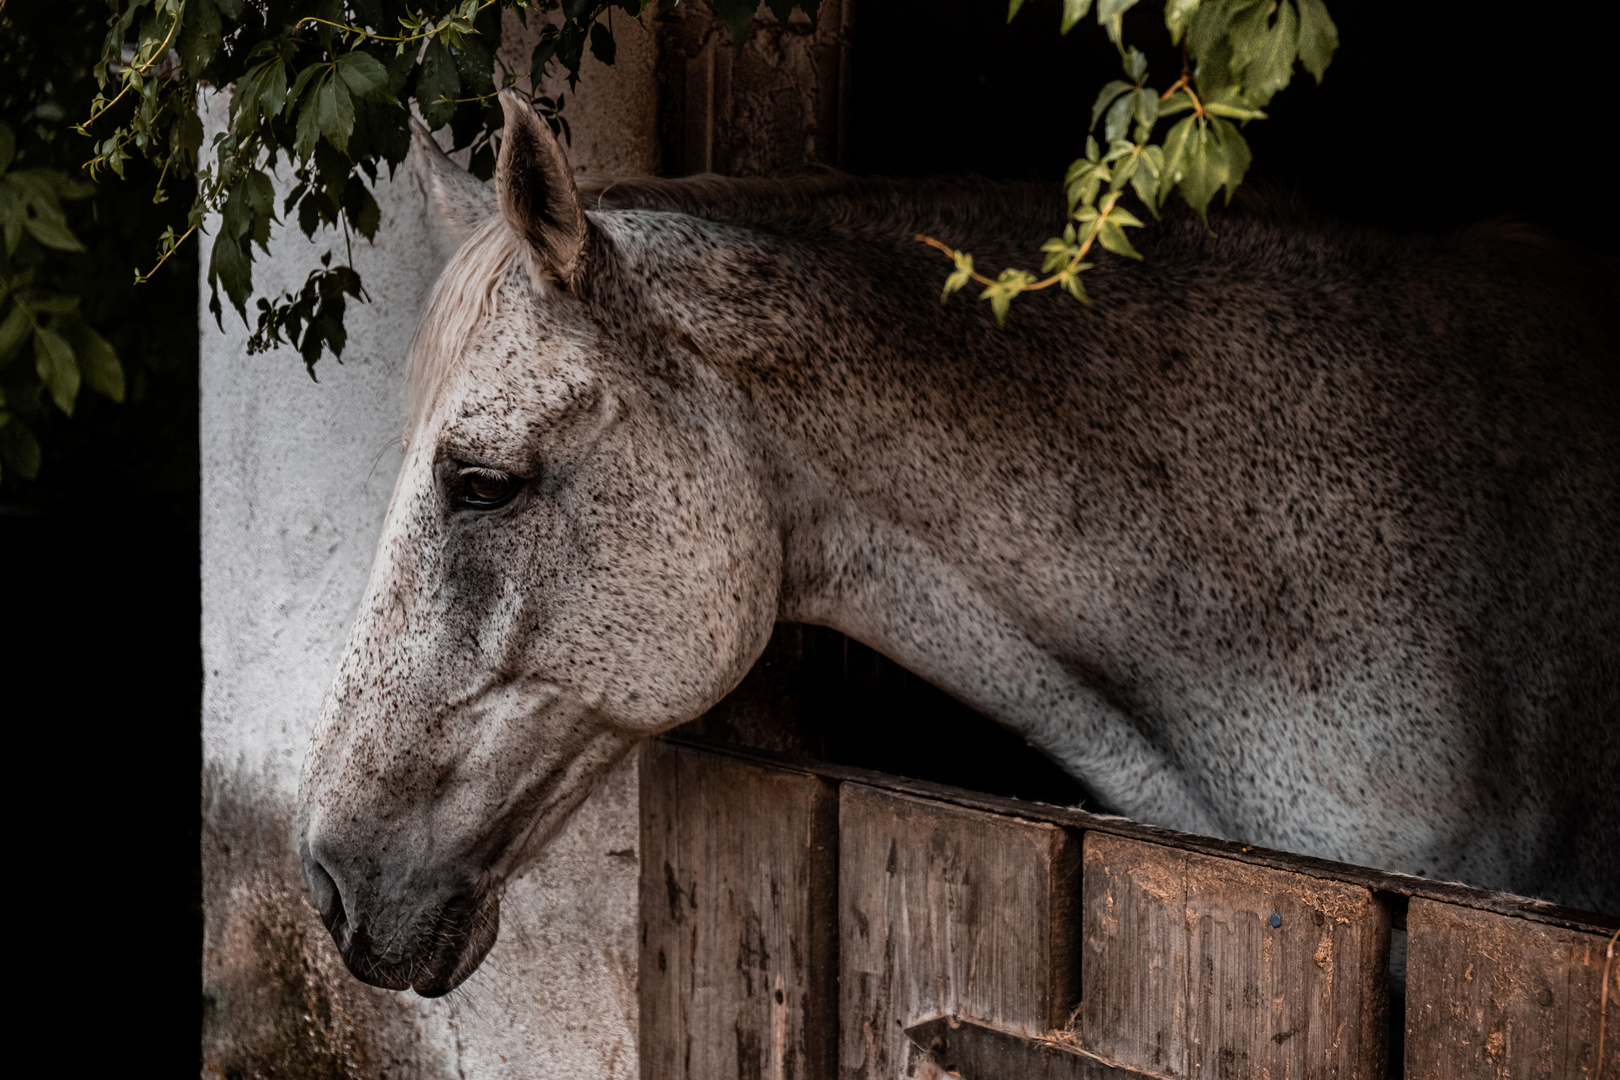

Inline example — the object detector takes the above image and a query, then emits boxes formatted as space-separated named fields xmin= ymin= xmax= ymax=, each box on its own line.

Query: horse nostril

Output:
xmin=299 ymin=836 xmax=346 ymax=932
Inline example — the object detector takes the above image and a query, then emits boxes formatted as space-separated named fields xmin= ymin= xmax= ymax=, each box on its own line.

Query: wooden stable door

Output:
xmin=638 ymin=739 xmax=1617 ymax=1080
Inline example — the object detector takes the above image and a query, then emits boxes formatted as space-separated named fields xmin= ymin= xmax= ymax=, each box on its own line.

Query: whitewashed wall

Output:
xmin=200 ymin=14 xmax=657 ymax=1078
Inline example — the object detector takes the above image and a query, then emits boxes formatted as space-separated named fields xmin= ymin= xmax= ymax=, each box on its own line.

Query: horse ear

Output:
xmin=496 ymin=89 xmax=588 ymax=287
xmin=410 ymin=118 xmax=495 ymax=247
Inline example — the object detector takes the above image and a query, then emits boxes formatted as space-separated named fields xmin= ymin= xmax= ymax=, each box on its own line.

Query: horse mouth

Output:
xmin=338 ymin=890 xmax=502 ymax=998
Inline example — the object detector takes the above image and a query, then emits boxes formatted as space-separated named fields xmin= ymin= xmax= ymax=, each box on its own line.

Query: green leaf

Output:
xmin=1130 ymin=144 xmax=1164 ymax=213
xmin=342 ymin=176 xmax=381 ymax=240
xmin=60 ymin=320 xmax=123 ymax=403
xmin=1176 ymin=123 xmax=1229 ymax=223
xmin=0 ymin=414 xmax=41 ymax=480
xmin=1007 ymin=0 xmax=1026 ymax=22
xmin=1165 ymin=0 xmax=1200 ymax=43
xmin=0 ymin=301 xmax=30 ymax=364
xmin=287 ymin=61 xmax=326 ymax=116
xmin=1097 ymin=217 xmax=1143 ymax=260
xmin=1062 ymin=272 xmax=1089 ymax=302
xmin=209 ymin=230 xmax=253 ymax=321
xmin=1096 ymin=0 xmax=1140 ymax=45
xmin=33 ymin=327 xmax=80 ymax=415
xmin=1233 ymin=0 xmax=1298 ymax=106
xmin=941 ymin=250 xmax=974 ymax=302
xmin=1090 ymin=80 xmax=1134 ymax=131
xmin=336 ymin=51 xmax=393 ymax=103
xmin=416 ymin=37 xmax=461 ymax=129
xmin=1104 ymin=90 xmax=1135 ymax=142
xmin=1158 ymin=114 xmax=1197 ymax=204
xmin=1060 ymin=0 xmax=1094 ymax=33
xmin=1133 ymin=86 xmax=1160 ymax=130
xmin=1295 ymin=0 xmax=1338 ymax=83
xmin=1157 ymin=91 xmax=1196 ymax=117
xmin=178 ymin=0 xmax=222 ymax=81
xmin=22 ymin=210 xmax=84 ymax=252
xmin=1123 ymin=46 xmax=1148 ymax=84
xmin=317 ymin=78 xmax=356 ymax=155
xmin=1204 ymin=95 xmax=1267 ymax=121
xmin=293 ymin=72 xmax=328 ymax=160
xmin=1212 ymin=117 xmax=1251 ymax=200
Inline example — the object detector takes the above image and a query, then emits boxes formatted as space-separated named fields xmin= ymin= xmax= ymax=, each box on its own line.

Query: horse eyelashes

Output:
xmin=453 ymin=468 xmax=522 ymax=511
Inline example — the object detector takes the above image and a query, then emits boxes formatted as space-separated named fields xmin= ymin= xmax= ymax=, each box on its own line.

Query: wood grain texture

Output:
xmin=639 ymin=739 xmax=839 ymax=1080
xmin=666 ymin=736 xmax=1616 ymax=938
xmin=838 ymin=784 xmax=1081 ymax=1080
xmin=905 ymin=1016 xmax=1157 ymax=1080
xmin=1082 ymin=833 xmax=1390 ymax=1079
xmin=1405 ymin=898 xmax=1619 ymax=1079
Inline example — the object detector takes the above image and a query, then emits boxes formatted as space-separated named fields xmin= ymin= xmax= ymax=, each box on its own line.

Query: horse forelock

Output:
xmin=405 ymin=213 xmax=532 ymax=443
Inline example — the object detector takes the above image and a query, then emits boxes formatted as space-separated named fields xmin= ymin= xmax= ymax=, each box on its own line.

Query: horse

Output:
xmin=296 ymin=91 xmax=1618 ymax=997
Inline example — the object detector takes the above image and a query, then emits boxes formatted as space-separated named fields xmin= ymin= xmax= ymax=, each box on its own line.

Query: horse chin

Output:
xmin=340 ymin=890 xmax=502 ymax=999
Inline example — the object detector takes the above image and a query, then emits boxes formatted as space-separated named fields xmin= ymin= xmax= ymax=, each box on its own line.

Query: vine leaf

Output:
xmin=33 ymin=327 xmax=80 ymax=416
xmin=1296 ymin=0 xmax=1338 ymax=82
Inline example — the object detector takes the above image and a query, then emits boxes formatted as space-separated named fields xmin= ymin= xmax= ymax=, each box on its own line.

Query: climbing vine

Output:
xmin=921 ymin=0 xmax=1336 ymax=322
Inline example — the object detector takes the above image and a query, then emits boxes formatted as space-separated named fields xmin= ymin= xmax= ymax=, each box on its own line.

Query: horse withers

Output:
xmin=296 ymin=92 xmax=1618 ymax=996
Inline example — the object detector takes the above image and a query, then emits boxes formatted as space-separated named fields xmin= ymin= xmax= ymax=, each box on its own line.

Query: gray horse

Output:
xmin=298 ymin=92 xmax=1617 ymax=996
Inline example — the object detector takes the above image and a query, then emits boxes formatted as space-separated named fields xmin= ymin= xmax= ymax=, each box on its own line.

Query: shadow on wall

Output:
xmin=201 ymin=767 xmax=453 ymax=1080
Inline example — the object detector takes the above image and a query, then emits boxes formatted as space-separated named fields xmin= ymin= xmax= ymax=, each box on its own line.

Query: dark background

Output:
xmin=3 ymin=0 xmax=1607 ymax=1069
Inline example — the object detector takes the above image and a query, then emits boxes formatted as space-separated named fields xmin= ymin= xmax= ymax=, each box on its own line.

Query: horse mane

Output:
xmin=405 ymin=213 xmax=530 ymax=441
xmin=577 ymin=172 xmax=1067 ymax=248
xmin=406 ymin=174 xmax=1071 ymax=439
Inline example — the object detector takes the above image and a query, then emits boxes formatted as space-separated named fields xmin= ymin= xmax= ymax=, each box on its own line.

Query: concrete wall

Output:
xmin=200 ymin=14 xmax=656 ymax=1078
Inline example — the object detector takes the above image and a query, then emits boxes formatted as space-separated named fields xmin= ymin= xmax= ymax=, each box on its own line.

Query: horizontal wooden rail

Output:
xmin=659 ymin=734 xmax=1618 ymax=937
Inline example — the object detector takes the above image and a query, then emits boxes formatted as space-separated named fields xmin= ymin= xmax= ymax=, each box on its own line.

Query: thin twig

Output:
xmin=133 ymin=223 xmax=197 ymax=284
xmin=79 ymin=0 xmax=189 ymax=132
xmin=914 ymin=192 xmax=1121 ymax=294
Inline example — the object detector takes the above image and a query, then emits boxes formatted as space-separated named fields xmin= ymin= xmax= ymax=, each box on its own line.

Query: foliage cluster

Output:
xmin=53 ymin=0 xmax=1338 ymax=485
xmin=1 ymin=2 xmax=196 ymax=488
xmin=928 ymin=0 xmax=1336 ymax=322
xmin=77 ymin=0 xmax=670 ymax=381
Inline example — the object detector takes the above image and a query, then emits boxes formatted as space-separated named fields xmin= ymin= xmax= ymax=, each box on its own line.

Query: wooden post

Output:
xmin=639 ymin=739 xmax=839 ymax=1080
xmin=1082 ymin=833 xmax=1391 ymax=1079
xmin=1405 ymin=897 xmax=1618 ymax=1079
xmin=838 ymin=784 xmax=1081 ymax=1080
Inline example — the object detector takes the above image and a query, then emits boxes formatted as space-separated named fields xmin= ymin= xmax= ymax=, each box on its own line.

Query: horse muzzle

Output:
xmin=299 ymin=835 xmax=501 ymax=997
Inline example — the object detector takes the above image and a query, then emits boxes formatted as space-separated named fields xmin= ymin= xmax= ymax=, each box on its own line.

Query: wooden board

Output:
xmin=839 ymin=784 xmax=1081 ymax=1080
xmin=666 ymin=736 xmax=1617 ymax=938
xmin=1405 ymin=897 xmax=1619 ymax=1079
xmin=1082 ymin=833 xmax=1391 ymax=1079
xmin=639 ymin=739 xmax=839 ymax=1080
xmin=905 ymin=1016 xmax=1157 ymax=1080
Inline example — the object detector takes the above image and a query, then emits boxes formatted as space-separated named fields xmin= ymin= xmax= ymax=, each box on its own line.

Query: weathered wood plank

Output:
xmin=665 ymin=735 xmax=1617 ymax=937
xmin=904 ymin=1015 xmax=1158 ymax=1080
xmin=839 ymin=784 xmax=1081 ymax=1080
xmin=639 ymin=739 xmax=839 ymax=1080
xmin=1404 ymin=897 xmax=1618 ymax=1079
xmin=1082 ymin=833 xmax=1390 ymax=1079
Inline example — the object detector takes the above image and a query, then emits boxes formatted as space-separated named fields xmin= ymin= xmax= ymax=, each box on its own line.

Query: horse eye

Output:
xmin=453 ymin=468 xmax=520 ymax=510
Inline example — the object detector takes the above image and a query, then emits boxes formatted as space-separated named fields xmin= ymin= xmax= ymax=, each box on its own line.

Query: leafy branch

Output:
xmin=1 ymin=122 xmax=126 ymax=481
xmin=75 ymin=0 xmax=668 ymax=384
xmin=921 ymin=0 xmax=1338 ymax=322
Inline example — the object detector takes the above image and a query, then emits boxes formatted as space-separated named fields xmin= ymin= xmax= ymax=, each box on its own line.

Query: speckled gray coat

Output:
xmin=297 ymin=93 xmax=1618 ymax=996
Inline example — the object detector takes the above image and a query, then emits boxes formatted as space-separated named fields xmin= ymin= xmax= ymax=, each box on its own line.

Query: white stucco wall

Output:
xmin=200 ymin=14 xmax=657 ymax=1078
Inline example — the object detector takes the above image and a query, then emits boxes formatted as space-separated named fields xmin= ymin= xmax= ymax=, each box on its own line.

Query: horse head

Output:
xmin=295 ymin=92 xmax=783 ymax=996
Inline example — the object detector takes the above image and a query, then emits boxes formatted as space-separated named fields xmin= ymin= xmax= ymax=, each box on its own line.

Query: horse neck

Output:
xmin=634 ymin=217 xmax=1101 ymax=683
